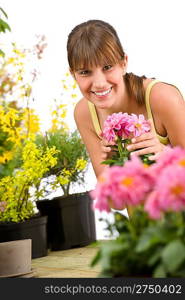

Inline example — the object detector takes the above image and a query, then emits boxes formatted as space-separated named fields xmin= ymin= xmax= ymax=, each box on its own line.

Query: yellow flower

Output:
xmin=72 ymin=82 xmax=77 ymax=89
xmin=75 ymin=158 xmax=87 ymax=171
xmin=57 ymin=176 xmax=69 ymax=185
xmin=63 ymin=84 xmax=68 ymax=90
xmin=0 ymin=151 xmax=13 ymax=164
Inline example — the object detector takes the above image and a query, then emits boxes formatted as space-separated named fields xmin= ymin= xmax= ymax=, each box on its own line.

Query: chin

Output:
xmin=96 ymin=102 xmax=113 ymax=110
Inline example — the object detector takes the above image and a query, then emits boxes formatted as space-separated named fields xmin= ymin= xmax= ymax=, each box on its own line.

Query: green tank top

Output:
xmin=87 ymin=79 xmax=184 ymax=145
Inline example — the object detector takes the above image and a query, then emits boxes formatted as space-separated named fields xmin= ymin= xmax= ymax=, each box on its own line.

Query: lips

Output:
xmin=92 ymin=87 xmax=112 ymax=96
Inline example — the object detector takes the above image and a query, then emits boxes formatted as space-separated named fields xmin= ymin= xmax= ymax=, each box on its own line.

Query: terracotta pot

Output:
xmin=0 ymin=239 xmax=32 ymax=277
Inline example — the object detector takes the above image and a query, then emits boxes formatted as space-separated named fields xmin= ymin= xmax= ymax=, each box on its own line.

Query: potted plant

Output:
xmin=0 ymin=137 xmax=58 ymax=258
xmin=0 ymin=34 xmax=56 ymax=259
xmin=36 ymin=128 xmax=96 ymax=251
xmin=90 ymin=113 xmax=185 ymax=277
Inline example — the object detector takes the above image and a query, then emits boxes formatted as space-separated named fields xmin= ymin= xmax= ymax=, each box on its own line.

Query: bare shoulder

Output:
xmin=148 ymin=81 xmax=185 ymax=146
xmin=74 ymin=97 xmax=92 ymax=129
xmin=74 ymin=97 xmax=88 ymax=120
xmin=149 ymin=81 xmax=185 ymax=114
xmin=74 ymin=98 xmax=105 ymax=177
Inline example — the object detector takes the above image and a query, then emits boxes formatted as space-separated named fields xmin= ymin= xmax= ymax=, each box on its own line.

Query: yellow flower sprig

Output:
xmin=0 ymin=139 xmax=59 ymax=223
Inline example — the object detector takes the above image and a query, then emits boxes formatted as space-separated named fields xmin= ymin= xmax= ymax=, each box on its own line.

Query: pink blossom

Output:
xmin=145 ymin=164 xmax=185 ymax=219
xmin=144 ymin=191 xmax=162 ymax=219
xmin=102 ymin=112 xmax=130 ymax=142
xmin=90 ymin=169 xmax=113 ymax=212
xmin=151 ymin=146 xmax=185 ymax=177
xmin=125 ymin=114 xmax=151 ymax=137
xmin=102 ymin=112 xmax=151 ymax=142
xmin=91 ymin=156 xmax=154 ymax=212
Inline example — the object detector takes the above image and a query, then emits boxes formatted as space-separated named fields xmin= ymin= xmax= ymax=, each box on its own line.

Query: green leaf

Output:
xmin=90 ymin=249 xmax=102 ymax=267
xmin=99 ymin=240 xmax=129 ymax=271
xmin=0 ymin=7 xmax=8 ymax=18
xmin=161 ymin=240 xmax=185 ymax=273
xmin=0 ymin=49 xmax=5 ymax=57
xmin=0 ymin=18 xmax=11 ymax=33
xmin=135 ymin=226 xmax=163 ymax=252
xmin=153 ymin=263 xmax=166 ymax=278
xmin=148 ymin=249 xmax=161 ymax=266
xmin=101 ymin=159 xmax=116 ymax=165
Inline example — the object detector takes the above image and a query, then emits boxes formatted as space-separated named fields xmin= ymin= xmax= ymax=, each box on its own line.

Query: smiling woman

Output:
xmin=67 ymin=19 xmax=185 ymax=180
xmin=1 ymin=0 xmax=185 ymax=240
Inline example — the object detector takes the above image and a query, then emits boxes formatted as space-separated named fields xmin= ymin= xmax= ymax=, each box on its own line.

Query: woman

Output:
xmin=67 ymin=19 xmax=185 ymax=178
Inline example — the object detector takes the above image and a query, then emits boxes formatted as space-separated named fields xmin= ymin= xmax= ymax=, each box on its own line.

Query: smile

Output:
xmin=92 ymin=87 xmax=112 ymax=96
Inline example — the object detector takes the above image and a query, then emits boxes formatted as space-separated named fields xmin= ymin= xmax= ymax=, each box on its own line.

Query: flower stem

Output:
xmin=117 ymin=137 xmax=131 ymax=159
xmin=117 ymin=136 xmax=124 ymax=157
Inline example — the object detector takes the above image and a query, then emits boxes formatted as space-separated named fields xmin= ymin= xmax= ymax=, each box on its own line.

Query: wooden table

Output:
xmin=31 ymin=244 xmax=101 ymax=278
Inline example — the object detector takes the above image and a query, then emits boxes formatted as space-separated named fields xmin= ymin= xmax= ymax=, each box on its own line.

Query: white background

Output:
xmin=1 ymin=0 xmax=185 ymax=124
xmin=1 ymin=0 xmax=185 ymax=238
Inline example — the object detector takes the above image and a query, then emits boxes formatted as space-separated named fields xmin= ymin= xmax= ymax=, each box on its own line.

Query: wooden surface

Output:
xmin=31 ymin=244 xmax=101 ymax=278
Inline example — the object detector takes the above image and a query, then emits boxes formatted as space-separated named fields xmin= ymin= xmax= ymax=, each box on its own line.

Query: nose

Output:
xmin=92 ymin=69 xmax=107 ymax=90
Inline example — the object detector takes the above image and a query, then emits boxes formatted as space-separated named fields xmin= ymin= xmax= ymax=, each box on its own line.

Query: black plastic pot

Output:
xmin=0 ymin=215 xmax=48 ymax=258
xmin=36 ymin=191 xmax=96 ymax=251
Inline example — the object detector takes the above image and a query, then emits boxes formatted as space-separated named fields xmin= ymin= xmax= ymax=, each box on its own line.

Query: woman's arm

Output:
xmin=74 ymin=98 xmax=108 ymax=178
xmin=126 ymin=83 xmax=185 ymax=158
xmin=152 ymin=83 xmax=185 ymax=147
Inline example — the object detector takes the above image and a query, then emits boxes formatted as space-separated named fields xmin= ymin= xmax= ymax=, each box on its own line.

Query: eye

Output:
xmin=78 ymin=70 xmax=91 ymax=76
xmin=103 ymin=65 xmax=112 ymax=71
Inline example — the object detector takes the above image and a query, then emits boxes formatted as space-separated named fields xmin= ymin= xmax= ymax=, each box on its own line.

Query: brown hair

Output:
xmin=67 ymin=20 xmax=146 ymax=105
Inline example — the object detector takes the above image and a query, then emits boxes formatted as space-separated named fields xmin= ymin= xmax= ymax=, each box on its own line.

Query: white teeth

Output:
xmin=94 ymin=88 xmax=111 ymax=96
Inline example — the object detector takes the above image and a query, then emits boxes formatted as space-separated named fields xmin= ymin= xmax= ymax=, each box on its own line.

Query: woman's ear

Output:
xmin=120 ymin=55 xmax=128 ymax=75
xmin=122 ymin=55 xmax=128 ymax=75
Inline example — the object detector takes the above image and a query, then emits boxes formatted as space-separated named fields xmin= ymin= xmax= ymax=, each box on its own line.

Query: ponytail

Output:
xmin=124 ymin=72 xmax=147 ymax=105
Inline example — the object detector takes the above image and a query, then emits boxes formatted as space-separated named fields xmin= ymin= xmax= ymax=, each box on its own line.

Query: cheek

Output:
xmin=76 ymin=77 xmax=91 ymax=92
xmin=108 ymin=72 xmax=123 ymax=85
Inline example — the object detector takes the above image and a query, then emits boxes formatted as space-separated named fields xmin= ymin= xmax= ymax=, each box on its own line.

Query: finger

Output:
xmin=127 ymin=139 xmax=157 ymax=151
xmin=101 ymin=138 xmax=115 ymax=146
xmin=131 ymin=131 xmax=154 ymax=143
xmin=148 ymin=154 xmax=159 ymax=161
xmin=148 ymin=152 xmax=162 ymax=161
xmin=101 ymin=153 xmax=108 ymax=160
xmin=102 ymin=146 xmax=112 ymax=153
xmin=130 ymin=146 xmax=157 ymax=157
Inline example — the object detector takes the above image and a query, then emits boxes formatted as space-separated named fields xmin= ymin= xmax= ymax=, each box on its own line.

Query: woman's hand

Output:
xmin=100 ymin=137 xmax=116 ymax=160
xmin=126 ymin=131 xmax=166 ymax=160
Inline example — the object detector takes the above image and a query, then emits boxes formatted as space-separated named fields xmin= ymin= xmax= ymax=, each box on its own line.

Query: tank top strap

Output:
xmin=145 ymin=79 xmax=170 ymax=144
xmin=87 ymin=101 xmax=102 ymax=138
xmin=145 ymin=79 xmax=161 ymax=124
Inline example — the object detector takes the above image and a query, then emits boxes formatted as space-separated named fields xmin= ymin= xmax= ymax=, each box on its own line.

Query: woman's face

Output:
xmin=73 ymin=61 xmax=127 ymax=109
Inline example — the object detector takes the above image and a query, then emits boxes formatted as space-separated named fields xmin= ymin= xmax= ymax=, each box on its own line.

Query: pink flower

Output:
xmin=90 ymin=169 xmax=113 ymax=212
xmin=102 ymin=112 xmax=130 ymax=142
xmin=102 ymin=112 xmax=151 ymax=142
xmin=91 ymin=156 xmax=154 ymax=212
xmin=151 ymin=146 xmax=185 ymax=176
xmin=144 ymin=191 xmax=162 ymax=219
xmin=145 ymin=164 xmax=185 ymax=219
xmin=125 ymin=114 xmax=151 ymax=137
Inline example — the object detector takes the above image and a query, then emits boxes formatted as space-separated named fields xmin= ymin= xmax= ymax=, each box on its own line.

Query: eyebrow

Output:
xmin=76 ymin=68 xmax=90 ymax=72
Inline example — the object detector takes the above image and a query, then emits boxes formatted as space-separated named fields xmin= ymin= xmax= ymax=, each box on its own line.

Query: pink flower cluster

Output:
xmin=145 ymin=147 xmax=185 ymax=219
xmin=91 ymin=155 xmax=154 ymax=212
xmin=102 ymin=112 xmax=150 ymax=142
xmin=91 ymin=147 xmax=185 ymax=219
